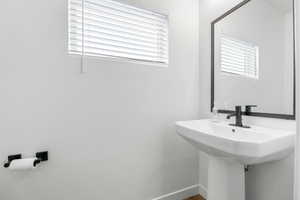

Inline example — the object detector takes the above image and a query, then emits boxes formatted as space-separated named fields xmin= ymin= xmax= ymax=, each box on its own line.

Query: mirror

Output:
xmin=211 ymin=0 xmax=295 ymax=119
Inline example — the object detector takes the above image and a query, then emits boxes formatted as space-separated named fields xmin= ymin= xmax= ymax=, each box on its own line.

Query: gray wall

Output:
xmin=198 ymin=0 xmax=295 ymax=200
xmin=0 ymin=0 xmax=200 ymax=199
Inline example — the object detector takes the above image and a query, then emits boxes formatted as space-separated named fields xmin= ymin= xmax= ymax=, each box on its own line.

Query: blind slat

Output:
xmin=70 ymin=26 xmax=167 ymax=45
xmin=70 ymin=46 xmax=168 ymax=61
xmin=69 ymin=40 xmax=168 ymax=57
xmin=69 ymin=32 xmax=167 ymax=51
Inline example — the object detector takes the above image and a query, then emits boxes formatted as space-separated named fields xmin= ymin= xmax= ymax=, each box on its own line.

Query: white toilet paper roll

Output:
xmin=9 ymin=158 xmax=38 ymax=170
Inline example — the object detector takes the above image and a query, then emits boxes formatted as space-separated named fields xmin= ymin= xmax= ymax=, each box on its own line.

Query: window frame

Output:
xmin=67 ymin=0 xmax=170 ymax=67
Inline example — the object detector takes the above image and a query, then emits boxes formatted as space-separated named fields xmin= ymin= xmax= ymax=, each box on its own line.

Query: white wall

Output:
xmin=198 ymin=0 xmax=295 ymax=200
xmin=0 ymin=0 xmax=200 ymax=199
xmin=283 ymin=11 xmax=294 ymax=114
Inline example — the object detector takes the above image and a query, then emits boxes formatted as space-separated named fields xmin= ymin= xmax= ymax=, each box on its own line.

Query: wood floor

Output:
xmin=184 ymin=194 xmax=205 ymax=200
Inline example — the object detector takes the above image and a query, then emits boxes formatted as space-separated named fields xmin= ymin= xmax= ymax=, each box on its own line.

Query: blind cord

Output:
xmin=81 ymin=0 xmax=88 ymax=73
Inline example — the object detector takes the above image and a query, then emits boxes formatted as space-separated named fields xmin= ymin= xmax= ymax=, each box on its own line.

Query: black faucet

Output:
xmin=226 ymin=106 xmax=250 ymax=128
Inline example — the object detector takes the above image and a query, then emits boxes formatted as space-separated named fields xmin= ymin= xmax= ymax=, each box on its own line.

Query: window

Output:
xmin=68 ymin=0 xmax=169 ymax=65
xmin=220 ymin=36 xmax=259 ymax=79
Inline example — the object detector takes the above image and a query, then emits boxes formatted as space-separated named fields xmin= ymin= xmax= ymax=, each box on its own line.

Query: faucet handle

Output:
xmin=245 ymin=105 xmax=257 ymax=115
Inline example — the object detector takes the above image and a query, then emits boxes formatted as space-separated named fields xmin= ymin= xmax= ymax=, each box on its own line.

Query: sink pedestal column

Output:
xmin=207 ymin=156 xmax=245 ymax=200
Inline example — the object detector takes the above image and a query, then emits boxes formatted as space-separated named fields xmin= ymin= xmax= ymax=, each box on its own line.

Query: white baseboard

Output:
xmin=198 ymin=183 xmax=207 ymax=199
xmin=151 ymin=184 xmax=202 ymax=200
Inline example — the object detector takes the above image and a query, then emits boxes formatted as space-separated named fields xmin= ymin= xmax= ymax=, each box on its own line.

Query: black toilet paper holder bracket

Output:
xmin=4 ymin=154 xmax=22 ymax=168
xmin=34 ymin=151 xmax=48 ymax=166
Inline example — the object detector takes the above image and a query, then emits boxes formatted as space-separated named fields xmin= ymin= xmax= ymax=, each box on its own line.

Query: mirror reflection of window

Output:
xmin=220 ymin=36 xmax=259 ymax=79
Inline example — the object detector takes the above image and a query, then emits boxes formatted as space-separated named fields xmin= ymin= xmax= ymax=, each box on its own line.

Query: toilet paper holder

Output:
xmin=4 ymin=151 xmax=48 ymax=168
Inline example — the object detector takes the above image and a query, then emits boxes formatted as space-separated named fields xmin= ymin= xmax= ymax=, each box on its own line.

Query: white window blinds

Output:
xmin=220 ymin=36 xmax=259 ymax=79
xmin=68 ymin=0 xmax=169 ymax=65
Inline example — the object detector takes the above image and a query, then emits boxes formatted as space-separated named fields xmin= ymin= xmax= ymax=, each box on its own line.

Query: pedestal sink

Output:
xmin=175 ymin=119 xmax=295 ymax=200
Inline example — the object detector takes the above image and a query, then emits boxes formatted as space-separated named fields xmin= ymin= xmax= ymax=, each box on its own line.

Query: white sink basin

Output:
xmin=176 ymin=119 xmax=295 ymax=164
xmin=175 ymin=119 xmax=295 ymax=200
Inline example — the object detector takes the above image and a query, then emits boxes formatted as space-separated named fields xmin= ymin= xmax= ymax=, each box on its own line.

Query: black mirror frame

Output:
xmin=211 ymin=0 xmax=296 ymax=120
